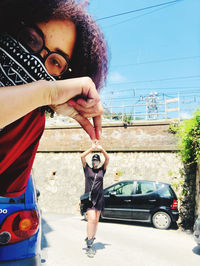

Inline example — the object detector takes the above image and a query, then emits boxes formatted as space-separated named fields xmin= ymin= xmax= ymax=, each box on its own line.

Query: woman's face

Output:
xmin=92 ymin=160 xmax=100 ymax=169
xmin=36 ymin=19 xmax=76 ymax=63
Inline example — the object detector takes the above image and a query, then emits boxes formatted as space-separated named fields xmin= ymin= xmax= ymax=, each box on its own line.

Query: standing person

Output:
xmin=81 ymin=142 xmax=109 ymax=257
xmin=0 ymin=0 xmax=108 ymax=197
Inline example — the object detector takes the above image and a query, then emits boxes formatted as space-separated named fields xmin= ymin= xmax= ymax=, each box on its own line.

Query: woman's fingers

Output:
xmin=73 ymin=114 xmax=102 ymax=140
xmin=67 ymin=98 xmax=99 ymax=110
xmin=93 ymin=116 xmax=102 ymax=140
xmin=73 ymin=114 xmax=96 ymax=140
xmin=51 ymin=103 xmax=102 ymax=140
xmin=50 ymin=102 xmax=103 ymax=140
xmin=68 ymin=100 xmax=104 ymax=118
xmin=48 ymin=77 xmax=103 ymax=139
xmin=76 ymin=98 xmax=98 ymax=108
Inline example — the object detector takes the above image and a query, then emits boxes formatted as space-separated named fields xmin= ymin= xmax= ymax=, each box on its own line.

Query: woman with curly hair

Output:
xmin=0 ymin=0 xmax=108 ymax=197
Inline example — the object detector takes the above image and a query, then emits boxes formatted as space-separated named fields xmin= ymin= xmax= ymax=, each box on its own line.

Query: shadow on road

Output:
xmin=41 ymin=218 xmax=53 ymax=249
xmin=192 ymin=245 xmax=200 ymax=255
xmin=93 ymin=242 xmax=111 ymax=252
xmin=82 ymin=242 xmax=110 ymax=253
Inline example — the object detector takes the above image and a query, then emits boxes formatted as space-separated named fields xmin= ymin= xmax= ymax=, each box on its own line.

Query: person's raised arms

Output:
xmin=96 ymin=144 xmax=109 ymax=170
xmin=80 ymin=142 xmax=96 ymax=168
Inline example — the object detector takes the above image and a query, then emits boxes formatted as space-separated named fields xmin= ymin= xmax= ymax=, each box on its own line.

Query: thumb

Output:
xmin=51 ymin=103 xmax=78 ymax=117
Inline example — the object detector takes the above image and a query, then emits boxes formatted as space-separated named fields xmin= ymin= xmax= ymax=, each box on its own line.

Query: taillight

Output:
xmin=171 ymin=199 xmax=178 ymax=209
xmin=0 ymin=210 xmax=39 ymax=244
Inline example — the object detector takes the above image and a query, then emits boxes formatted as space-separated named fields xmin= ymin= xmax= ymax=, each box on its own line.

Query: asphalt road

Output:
xmin=40 ymin=213 xmax=200 ymax=266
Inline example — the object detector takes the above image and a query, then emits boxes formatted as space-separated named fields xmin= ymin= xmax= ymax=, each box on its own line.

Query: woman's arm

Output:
xmin=80 ymin=143 xmax=96 ymax=168
xmin=0 ymin=80 xmax=48 ymax=128
xmin=0 ymin=77 xmax=103 ymax=140
xmin=97 ymin=144 xmax=109 ymax=170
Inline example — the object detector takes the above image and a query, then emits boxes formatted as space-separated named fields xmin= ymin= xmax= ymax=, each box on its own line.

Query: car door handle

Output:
xmin=124 ymin=200 xmax=132 ymax=202
xmin=148 ymin=199 xmax=156 ymax=202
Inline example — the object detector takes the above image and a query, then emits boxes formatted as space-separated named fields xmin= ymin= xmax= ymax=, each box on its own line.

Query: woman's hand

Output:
xmin=91 ymin=141 xmax=97 ymax=150
xmin=96 ymin=144 xmax=103 ymax=151
xmin=48 ymin=77 xmax=103 ymax=140
xmin=90 ymin=141 xmax=103 ymax=151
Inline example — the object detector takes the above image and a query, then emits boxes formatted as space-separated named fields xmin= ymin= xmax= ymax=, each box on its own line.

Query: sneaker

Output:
xmin=86 ymin=247 xmax=96 ymax=258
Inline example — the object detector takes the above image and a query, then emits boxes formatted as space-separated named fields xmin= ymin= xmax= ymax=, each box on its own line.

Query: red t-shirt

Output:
xmin=0 ymin=109 xmax=45 ymax=197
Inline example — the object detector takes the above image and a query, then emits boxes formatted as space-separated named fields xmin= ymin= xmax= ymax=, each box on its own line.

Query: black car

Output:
xmin=80 ymin=180 xmax=179 ymax=230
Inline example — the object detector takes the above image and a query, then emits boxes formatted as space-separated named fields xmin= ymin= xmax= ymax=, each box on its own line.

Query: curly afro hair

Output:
xmin=0 ymin=0 xmax=108 ymax=91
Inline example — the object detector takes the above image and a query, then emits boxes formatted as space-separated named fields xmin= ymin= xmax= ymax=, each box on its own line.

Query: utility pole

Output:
xmin=133 ymin=88 xmax=136 ymax=120
xmin=146 ymin=92 xmax=159 ymax=119
xmin=110 ymin=90 xmax=114 ymax=120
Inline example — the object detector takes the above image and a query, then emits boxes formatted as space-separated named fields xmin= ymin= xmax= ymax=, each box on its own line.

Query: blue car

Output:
xmin=0 ymin=175 xmax=41 ymax=265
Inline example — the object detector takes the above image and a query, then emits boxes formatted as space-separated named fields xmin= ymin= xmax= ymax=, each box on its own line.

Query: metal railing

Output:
xmin=102 ymin=97 xmax=179 ymax=122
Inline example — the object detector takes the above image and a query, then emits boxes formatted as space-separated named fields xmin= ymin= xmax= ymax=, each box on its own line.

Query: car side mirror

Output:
xmin=36 ymin=189 xmax=40 ymax=199
xmin=109 ymin=191 xmax=117 ymax=196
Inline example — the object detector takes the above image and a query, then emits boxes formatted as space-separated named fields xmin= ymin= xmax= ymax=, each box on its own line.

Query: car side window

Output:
xmin=119 ymin=183 xmax=133 ymax=195
xmin=106 ymin=182 xmax=133 ymax=196
xmin=0 ymin=194 xmax=25 ymax=204
xmin=136 ymin=181 xmax=154 ymax=195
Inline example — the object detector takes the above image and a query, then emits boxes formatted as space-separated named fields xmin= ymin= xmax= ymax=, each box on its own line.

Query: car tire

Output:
xmin=152 ymin=211 xmax=171 ymax=230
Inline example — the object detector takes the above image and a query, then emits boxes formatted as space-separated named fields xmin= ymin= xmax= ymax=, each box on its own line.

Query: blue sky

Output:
xmin=87 ymin=0 xmax=200 ymax=119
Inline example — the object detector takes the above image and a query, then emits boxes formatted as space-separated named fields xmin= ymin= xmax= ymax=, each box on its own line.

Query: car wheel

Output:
xmin=152 ymin=211 xmax=171 ymax=229
xmin=84 ymin=212 xmax=88 ymax=221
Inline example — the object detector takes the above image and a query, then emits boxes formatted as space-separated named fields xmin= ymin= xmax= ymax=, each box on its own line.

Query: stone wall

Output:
xmin=32 ymin=120 xmax=184 ymax=215
xmin=32 ymin=151 xmax=183 ymax=215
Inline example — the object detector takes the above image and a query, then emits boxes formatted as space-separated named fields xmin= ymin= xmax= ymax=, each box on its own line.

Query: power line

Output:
xmin=108 ymin=75 xmax=200 ymax=86
xmin=102 ymin=91 xmax=200 ymax=101
xmin=96 ymin=0 xmax=182 ymax=21
xmin=102 ymin=2 xmax=180 ymax=29
xmin=101 ymin=86 xmax=200 ymax=94
xmin=111 ymin=55 xmax=200 ymax=68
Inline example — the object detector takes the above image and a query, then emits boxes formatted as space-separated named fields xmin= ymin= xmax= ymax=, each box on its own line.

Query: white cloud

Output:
xmin=179 ymin=112 xmax=192 ymax=120
xmin=108 ymin=72 xmax=127 ymax=83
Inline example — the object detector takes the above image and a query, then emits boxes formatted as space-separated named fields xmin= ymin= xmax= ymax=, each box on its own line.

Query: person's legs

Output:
xmin=85 ymin=209 xmax=100 ymax=257
xmin=86 ymin=209 xmax=97 ymax=239
xmin=93 ymin=210 xmax=101 ymax=237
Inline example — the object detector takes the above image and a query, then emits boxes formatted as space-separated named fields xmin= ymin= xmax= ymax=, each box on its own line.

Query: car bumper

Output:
xmin=193 ymin=218 xmax=200 ymax=245
xmin=194 ymin=231 xmax=200 ymax=245
xmin=0 ymin=255 xmax=41 ymax=266
xmin=171 ymin=211 xmax=179 ymax=222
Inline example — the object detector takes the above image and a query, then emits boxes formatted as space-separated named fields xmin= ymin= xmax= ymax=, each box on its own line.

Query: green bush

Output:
xmin=177 ymin=109 xmax=200 ymax=164
xmin=169 ymin=110 xmax=200 ymax=229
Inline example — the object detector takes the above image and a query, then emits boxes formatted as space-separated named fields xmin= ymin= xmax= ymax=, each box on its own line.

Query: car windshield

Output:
xmin=0 ymin=194 xmax=25 ymax=204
